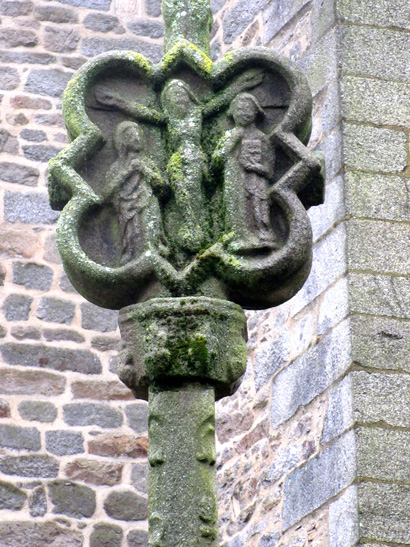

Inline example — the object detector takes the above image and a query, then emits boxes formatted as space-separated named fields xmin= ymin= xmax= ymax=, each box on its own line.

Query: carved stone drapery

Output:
xmin=48 ymin=0 xmax=325 ymax=544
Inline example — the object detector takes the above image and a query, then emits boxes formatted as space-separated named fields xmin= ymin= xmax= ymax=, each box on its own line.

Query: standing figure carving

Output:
xmin=104 ymin=121 xmax=168 ymax=263
xmin=213 ymin=92 xmax=277 ymax=253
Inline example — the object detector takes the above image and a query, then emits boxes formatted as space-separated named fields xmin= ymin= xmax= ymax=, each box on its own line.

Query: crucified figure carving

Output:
xmin=94 ymin=69 xmax=264 ymax=253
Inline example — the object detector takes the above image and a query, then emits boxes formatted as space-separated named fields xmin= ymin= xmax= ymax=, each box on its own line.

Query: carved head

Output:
xmin=161 ymin=79 xmax=199 ymax=119
xmin=229 ymin=92 xmax=264 ymax=127
xmin=113 ymin=121 xmax=144 ymax=157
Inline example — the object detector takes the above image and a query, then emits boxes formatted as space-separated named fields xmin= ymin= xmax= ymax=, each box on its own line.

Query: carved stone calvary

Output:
xmin=48 ymin=0 xmax=325 ymax=544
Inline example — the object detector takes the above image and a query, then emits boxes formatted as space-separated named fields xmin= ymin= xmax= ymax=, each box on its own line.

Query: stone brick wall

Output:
xmin=0 ymin=0 xmax=408 ymax=546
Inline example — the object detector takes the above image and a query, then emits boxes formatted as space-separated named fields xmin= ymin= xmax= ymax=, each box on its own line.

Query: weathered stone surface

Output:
xmin=0 ymin=368 xmax=66 ymax=396
xmin=342 ymin=76 xmax=410 ymax=127
xmin=1 ymin=343 xmax=101 ymax=374
xmin=0 ymin=28 xmax=37 ymax=47
xmin=83 ymin=13 xmax=123 ymax=32
xmin=29 ymin=486 xmax=47 ymax=517
xmin=49 ymin=0 xmax=111 ymax=10
xmin=104 ymin=490 xmax=147 ymax=521
xmin=10 ymin=95 xmax=52 ymax=110
xmin=8 ymin=521 xmax=81 ymax=546
xmin=65 ymin=459 xmax=123 ymax=486
xmin=308 ymin=176 xmax=345 ymax=244
xmin=91 ymin=336 xmax=119 ymax=352
xmin=145 ymin=0 xmax=161 ymax=16
xmin=328 ymin=486 xmax=359 ymax=547
xmin=37 ymin=297 xmax=75 ymax=324
xmin=125 ymin=403 xmax=148 ymax=432
xmin=216 ymin=409 xmax=254 ymax=444
xmin=0 ymin=399 xmax=10 ymax=418
xmin=263 ymin=0 xmax=309 ymax=44
xmin=5 ymin=191 xmax=60 ymax=224
xmin=25 ymin=69 xmax=72 ymax=98
xmin=283 ymin=432 xmax=356 ymax=530
xmin=81 ymin=303 xmax=118 ymax=332
xmin=358 ymin=482 xmax=410 ymax=543
xmin=0 ymin=424 xmax=40 ymax=451
xmin=127 ymin=529 xmax=148 ymax=547
xmin=46 ymin=430 xmax=84 ymax=456
xmin=0 ymin=162 xmax=39 ymax=186
xmin=262 ymin=445 xmax=301 ymax=485
xmin=321 ymin=375 xmax=353 ymax=443
xmin=0 ymin=0 xmax=33 ymax=15
xmin=43 ymin=328 xmax=85 ymax=343
xmin=338 ymin=0 xmax=410 ymax=28
xmin=12 ymin=262 xmax=53 ymax=290
xmin=0 ymin=481 xmax=26 ymax=510
xmin=44 ymin=26 xmax=80 ymax=52
xmin=81 ymin=37 xmax=162 ymax=62
xmin=348 ymin=219 xmax=410 ymax=275
xmin=342 ymin=26 xmax=410 ymax=83
xmin=349 ymin=273 xmax=410 ymax=319
xmin=346 ymin=172 xmax=410 ymax=222
xmin=23 ymin=144 xmax=61 ymax=163
xmin=18 ymin=401 xmax=57 ymax=423
xmin=351 ymin=371 xmax=410 ymax=428
xmin=0 ymin=521 xmax=82 ymax=546
xmin=297 ymin=29 xmax=338 ymax=95
xmin=11 ymin=326 xmax=41 ymax=341
xmin=351 ymin=316 xmax=410 ymax=373
xmin=48 ymin=480 xmax=96 ymax=518
xmin=130 ymin=463 xmax=148 ymax=494
xmin=3 ymin=294 xmax=33 ymax=321
xmin=290 ymin=223 xmax=346 ymax=316
xmin=357 ymin=427 xmax=410 ymax=482
xmin=20 ymin=129 xmax=47 ymax=143
xmin=90 ymin=523 xmax=123 ymax=547
xmin=271 ymin=320 xmax=351 ymax=428
xmin=253 ymin=327 xmax=291 ymax=391
xmin=0 ymin=51 xmax=54 ymax=65
xmin=317 ymin=276 xmax=349 ymax=336
xmin=222 ymin=0 xmax=269 ymax=44
xmin=63 ymin=402 xmax=123 ymax=428
xmin=0 ymin=455 xmax=59 ymax=478
xmin=0 ymin=129 xmax=18 ymax=154
xmin=71 ymin=380 xmax=132 ymax=400
xmin=34 ymin=5 xmax=78 ymax=22
xmin=0 ymin=67 xmax=19 ymax=90
xmin=127 ymin=19 xmax=164 ymax=38
xmin=88 ymin=434 xmax=148 ymax=458
xmin=344 ymin=124 xmax=407 ymax=173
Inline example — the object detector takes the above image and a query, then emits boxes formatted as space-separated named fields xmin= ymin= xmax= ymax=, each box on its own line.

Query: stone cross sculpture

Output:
xmin=48 ymin=1 xmax=325 ymax=544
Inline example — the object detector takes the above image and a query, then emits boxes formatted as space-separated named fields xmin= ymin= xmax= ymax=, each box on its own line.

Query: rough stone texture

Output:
xmin=0 ymin=424 xmax=40 ymax=451
xmin=3 ymin=294 xmax=33 ymax=321
xmin=0 ymin=455 xmax=59 ymax=478
xmin=88 ymin=434 xmax=148 ymax=459
xmin=18 ymin=401 xmax=57 ymax=423
xmin=0 ymin=369 xmax=66 ymax=396
xmin=127 ymin=529 xmax=149 ymax=546
xmin=104 ymin=490 xmax=147 ymax=521
xmin=328 ymin=486 xmax=359 ymax=547
xmin=45 ymin=430 xmax=84 ymax=456
xmin=125 ymin=403 xmax=148 ymax=432
xmin=29 ymin=486 xmax=47 ymax=517
xmin=12 ymin=262 xmax=53 ymax=290
xmin=283 ymin=432 xmax=356 ymax=530
xmin=131 ymin=463 xmax=148 ymax=494
xmin=63 ymin=402 xmax=123 ymax=428
xmin=65 ymin=459 xmax=123 ymax=486
xmin=90 ymin=523 xmax=123 ymax=547
xmin=0 ymin=522 xmax=83 ymax=547
xmin=48 ymin=480 xmax=96 ymax=519
xmin=0 ymin=481 xmax=26 ymax=510
xmin=81 ymin=303 xmax=118 ymax=332
xmin=1 ymin=343 xmax=101 ymax=374
xmin=36 ymin=297 xmax=75 ymax=324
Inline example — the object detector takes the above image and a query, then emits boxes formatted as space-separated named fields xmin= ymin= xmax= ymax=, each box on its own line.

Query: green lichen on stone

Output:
xmin=148 ymin=383 xmax=218 ymax=546
xmin=162 ymin=0 xmax=213 ymax=56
